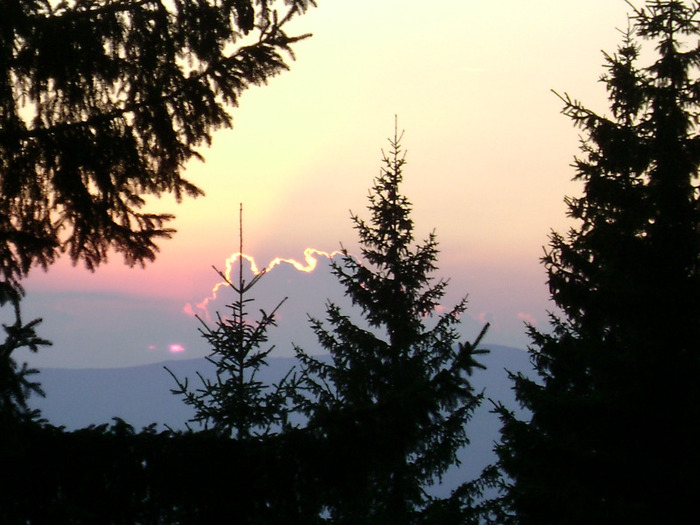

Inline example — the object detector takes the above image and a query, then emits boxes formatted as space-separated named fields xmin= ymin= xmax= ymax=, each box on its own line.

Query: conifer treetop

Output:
xmin=295 ymin=121 xmax=489 ymax=522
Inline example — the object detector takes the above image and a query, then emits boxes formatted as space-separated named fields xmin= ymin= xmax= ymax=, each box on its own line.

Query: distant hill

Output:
xmin=29 ymin=344 xmax=532 ymax=492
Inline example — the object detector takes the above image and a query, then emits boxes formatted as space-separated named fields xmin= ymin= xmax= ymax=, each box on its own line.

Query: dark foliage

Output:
xmin=0 ymin=282 xmax=50 ymax=422
xmin=0 ymin=418 xmax=330 ymax=524
xmin=495 ymin=2 xmax=700 ymax=522
xmin=295 ymin=122 xmax=489 ymax=523
xmin=0 ymin=0 xmax=315 ymax=292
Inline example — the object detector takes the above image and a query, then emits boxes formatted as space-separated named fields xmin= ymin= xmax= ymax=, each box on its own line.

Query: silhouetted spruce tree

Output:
xmin=295 ymin=122 xmax=489 ymax=524
xmin=168 ymin=205 xmax=294 ymax=439
xmin=495 ymin=2 xmax=700 ymax=523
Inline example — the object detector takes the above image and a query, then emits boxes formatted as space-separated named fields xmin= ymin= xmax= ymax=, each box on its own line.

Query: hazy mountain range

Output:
xmin=29 ymin=344 xmax=532 ymax=491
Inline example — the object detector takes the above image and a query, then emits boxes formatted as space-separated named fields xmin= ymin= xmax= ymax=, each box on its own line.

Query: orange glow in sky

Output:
xmin=19 ymin=0 xmax=637 ymax=369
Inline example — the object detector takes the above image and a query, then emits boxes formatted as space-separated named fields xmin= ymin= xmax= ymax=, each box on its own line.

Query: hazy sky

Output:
xmin=16 ymin=0 xmax=634 ymax=368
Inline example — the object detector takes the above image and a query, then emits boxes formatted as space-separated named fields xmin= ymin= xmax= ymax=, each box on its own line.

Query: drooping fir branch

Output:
xmin=0 ymin=0 xmax=316 ymax=292
xmin=0 ymin=282 xmax=51 ymax=422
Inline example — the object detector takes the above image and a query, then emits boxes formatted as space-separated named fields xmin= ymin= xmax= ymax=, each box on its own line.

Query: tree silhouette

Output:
xmin=168 ymin=205 xmax=295 ymax=439
xmin=495 ymin=2 xmax=700 ymax=522
xmin=295 ymin=121 xmax=489 ymax=523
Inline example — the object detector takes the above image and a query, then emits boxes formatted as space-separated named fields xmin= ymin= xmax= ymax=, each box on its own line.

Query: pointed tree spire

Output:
xmin=296 ymin=122 xmax=489 ymax=523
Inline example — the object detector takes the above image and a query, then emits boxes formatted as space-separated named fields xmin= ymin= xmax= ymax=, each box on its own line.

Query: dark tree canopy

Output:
xmin=0 ymin=0 xmax=315 ymax=292
xmin=296 ymin=123 xmax=489 ymax=523
xmin=495 ymin=2 xmax=700 ymax=522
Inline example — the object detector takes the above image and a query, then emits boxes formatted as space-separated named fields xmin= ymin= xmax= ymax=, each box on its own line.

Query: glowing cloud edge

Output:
xmin=184 ymin=248 xmax=346 ymax=317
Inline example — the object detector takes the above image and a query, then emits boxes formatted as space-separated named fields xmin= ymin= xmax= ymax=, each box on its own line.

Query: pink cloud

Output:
xmin=477 ymin=311 xmax=495 ymax=325
xmin=517 ymin=312 xmax=537 ymax=325
xmin=434 ymin=304 xmax=449 ymax=315
xmin=183 ymin=303 xmax=196 ymax=316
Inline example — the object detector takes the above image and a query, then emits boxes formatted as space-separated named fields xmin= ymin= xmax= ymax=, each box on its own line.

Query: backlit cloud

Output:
xmin=517 ymin=312 xmax=537 ymax=325
xmin=477 ymin=311 xmax=495 ymax=325
xmin=183 ymin=303 xmax=196 ymax=317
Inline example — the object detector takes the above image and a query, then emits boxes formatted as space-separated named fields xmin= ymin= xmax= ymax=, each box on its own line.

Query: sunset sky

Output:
xmin=17 ymin=0 xmax=633 ymax=369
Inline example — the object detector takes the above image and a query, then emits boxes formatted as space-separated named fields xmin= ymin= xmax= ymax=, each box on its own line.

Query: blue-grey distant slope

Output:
xmin=31 ymin=345 xmax=531 ymax=484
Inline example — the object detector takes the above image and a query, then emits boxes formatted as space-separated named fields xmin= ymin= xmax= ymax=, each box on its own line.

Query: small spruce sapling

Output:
xmin=168 ymin=205 xmax=295 ymax=439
